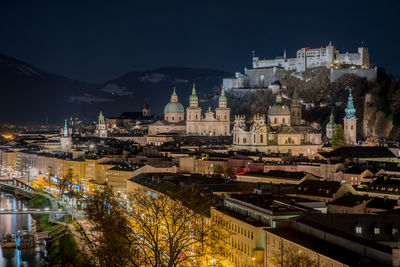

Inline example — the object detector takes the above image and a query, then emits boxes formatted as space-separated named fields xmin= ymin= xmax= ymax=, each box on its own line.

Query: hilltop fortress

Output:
xmin=224 ymin=42 xmax=377 ymax=90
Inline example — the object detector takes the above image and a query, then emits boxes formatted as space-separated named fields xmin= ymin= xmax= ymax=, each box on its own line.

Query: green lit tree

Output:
xmin=331 ymin=124 xmax=346 ymax=149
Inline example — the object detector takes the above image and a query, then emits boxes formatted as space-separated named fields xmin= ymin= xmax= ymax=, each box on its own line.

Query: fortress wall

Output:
xmin=330 ymin=67 xmax=377 ymax=82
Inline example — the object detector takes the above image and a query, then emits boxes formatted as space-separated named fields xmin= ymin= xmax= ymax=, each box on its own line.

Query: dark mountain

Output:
xmin=0 ymin=53 xmax=232 ymax=124
xmin=0 ymin=52 xmax=99 ymax=124
xmin=90 ymin=67 xmax=232 ymax=119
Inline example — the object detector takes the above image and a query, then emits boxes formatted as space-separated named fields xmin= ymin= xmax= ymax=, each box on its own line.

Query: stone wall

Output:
xmin=330 ymin=67 xmax=377 ymax=82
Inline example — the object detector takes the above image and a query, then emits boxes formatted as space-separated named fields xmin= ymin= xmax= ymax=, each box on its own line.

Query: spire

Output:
xmin=218 ymin=87 xmax=227 ymax=107
xmin=170 ymin=87 xmax=178 ymax=103
xmin=345 ymin=88 xmax=357 ymax=119
xmin=189 ymin=83 xmax=198 ymax=105
xmin=63 ymin=119 xmax=68 ymax=137
xmin=293 ymin=88 xmax=299 ymax=101
xmin=192 ymin=83 xmax=196 ymax=96
xmin=276 ymin=93 xmax=282 ymax=104
xmin=284 ymin=49 xmax=287 ymax=59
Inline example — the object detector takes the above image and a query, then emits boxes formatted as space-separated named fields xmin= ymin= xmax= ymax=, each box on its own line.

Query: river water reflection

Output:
xmin=0 ymin=192 xmax=46 ymax=266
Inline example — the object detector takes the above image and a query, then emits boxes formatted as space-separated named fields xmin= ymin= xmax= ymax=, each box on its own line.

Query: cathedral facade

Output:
xmin=186 ymin=84 xmax=230 ymax=136
xmin=232 ymin=93 xmax=322 ymax=156
xmin=148 ymin=85 xmax=231 ymax=136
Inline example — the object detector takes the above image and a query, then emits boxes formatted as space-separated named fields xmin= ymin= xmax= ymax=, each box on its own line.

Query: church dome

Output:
xmin=219 ymin=88 xmax=227 ymax=103
xmin=164 ymin=102 xmax=184 ymax=113
xmin=268 ymin=94 xmax=290 ymax=116
xmin=164 ymin=87 xmax=185 ymax=114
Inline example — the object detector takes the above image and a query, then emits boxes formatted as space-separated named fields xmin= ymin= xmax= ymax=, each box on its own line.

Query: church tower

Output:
xmin=96 ymin=111 xmax=107 ymax=138
xmin=215 ymin=88 xmax=231 ymax=135
xmin=186 ymin=83 xmax=202 ymax=134
xmin=60 ymin=119 xmax=72 ymax=153
xmin=344 ymin=88 xmax=357 ymax=145
xmin=290 ymin=88 xmax=302 ymax=125
xmin=142 ymin=102 xmax=150 ymax=117
xmin=326 ymin=111 xmax=337 ymax=139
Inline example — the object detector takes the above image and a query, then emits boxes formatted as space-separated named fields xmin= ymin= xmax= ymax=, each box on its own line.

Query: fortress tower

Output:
xmin=344 ymin=88 xmax=357 ymax=145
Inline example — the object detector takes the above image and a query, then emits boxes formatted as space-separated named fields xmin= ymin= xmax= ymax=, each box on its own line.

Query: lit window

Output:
xmin=355 ymin=226 xmax=362 ymax=234
xmin=374 ymin=227 xmax=380 ymax=235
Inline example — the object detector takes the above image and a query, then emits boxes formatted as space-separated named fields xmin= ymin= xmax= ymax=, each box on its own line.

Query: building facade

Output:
xmin=186 ymin=84 xmax=230 ymax=136
xmin=232 ymin=94 xmax=322 ymax=156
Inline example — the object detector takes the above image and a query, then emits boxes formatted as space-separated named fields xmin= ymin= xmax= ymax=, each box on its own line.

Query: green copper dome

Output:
xmin=219 ymin=88 xmax=227 ymax=103
xmin=326 ymin=112 xmax=337 ymax=129
xmin=268 ymin=93 xmax=290 ymax=115
xmin=164 ymin=102 xmax=185 ymax=113
xmin=189 ymin=83 xmax=198 ymax=102
xmin=164 ymin=87 xmax=185 ymax=113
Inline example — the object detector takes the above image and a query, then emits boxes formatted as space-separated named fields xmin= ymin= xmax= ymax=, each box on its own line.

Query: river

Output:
xmin=0 ymin=192 xmax=46 ymax=267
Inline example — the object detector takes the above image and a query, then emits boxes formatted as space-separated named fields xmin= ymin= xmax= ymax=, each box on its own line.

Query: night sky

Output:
xmin=0 ymin=0 xmax=399 ymax=83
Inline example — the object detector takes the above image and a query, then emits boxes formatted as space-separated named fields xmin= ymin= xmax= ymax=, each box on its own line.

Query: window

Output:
xmin=283 ymin=118 xmax=285 ymax=124
xmin=243 ymin=138 xmax=247 ymax=144
xmin=251 ymin=232 xmax=253 ymax=240
xmin=351 ymin=125 xmax=353 ymax=130
xmin=355 ymin=226 xmax=362 ymax=234
xmin=254 ymin=135 xmax=256 ymax=143
xmin=393 ymin=228 xmax=398 ymax=235
xmin=260 ymin=134 xmax=264 ymax=143
xmin=172 ymin=116 xmax=174 ymax=121
xmin=274 ymin=118 xmax=277 ymax=124
xmin=374 ymin=227 xmax=380 ymax=235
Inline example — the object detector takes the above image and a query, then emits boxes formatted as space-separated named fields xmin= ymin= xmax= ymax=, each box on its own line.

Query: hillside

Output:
xmin=227 ymin=67 xmax=400 ymax=140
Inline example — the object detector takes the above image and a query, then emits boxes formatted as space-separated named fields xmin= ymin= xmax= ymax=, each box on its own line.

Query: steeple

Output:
xmin=276 ymin=93 xmax=282 ymax=104
xmin=63 ymin=119 xmax=68 ymax=137
xmin=218 ymin=87 xmax=227 ymax=108
xmin=284 ymin=49 xmax=287 ymax=59
xmin=345 ymin=88 xmax=356 ymax=119
xmin=189 ymin=83 xmax=198 ymax=107
xmin=170 ymin=87 xmax=178 ymax=103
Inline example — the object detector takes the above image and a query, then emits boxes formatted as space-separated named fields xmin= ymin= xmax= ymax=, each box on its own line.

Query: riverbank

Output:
xmin=28 ymin=195 xmax=83 ymax=266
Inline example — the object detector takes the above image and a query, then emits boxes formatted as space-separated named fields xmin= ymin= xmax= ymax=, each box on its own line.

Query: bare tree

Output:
xmin=84 ymin=188 xmax=140 ymax=267
xmin=127 ymin=186 xmax=229 ymax=266
xmin=272 ymin=246 xmax=318 ymax=267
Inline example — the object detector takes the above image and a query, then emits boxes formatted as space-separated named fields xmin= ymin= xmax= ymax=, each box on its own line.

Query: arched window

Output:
xmin=283 ymin=118 xmax=285 ymax=124
xmin=274 ymin=118 xmax=277 ymax=124
xmin=225 ymin=115 xmax=227 ymax=120
xmin=351 ymin=125 xmax=353 ymax=130
xmin=172 ymin=116 xmax=174 ymax=121
xmin=196 ymin=114 xmax=198 ymax=119
xmin=254 ymin=134 xmax=256 ymax=143
xmin=288 ymin=137 xmax=292 ymax=144
xmin=260 ymin=134 xmax=264 ymax=143
xmin=243 ymin=138 xmax=247 ymax=144
xmin=189 ymin=114 xmax=191 ymax=120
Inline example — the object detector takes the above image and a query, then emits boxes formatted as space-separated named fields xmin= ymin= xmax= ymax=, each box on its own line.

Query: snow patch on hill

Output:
xmin=139 ymin=73 xmax=167 ymax=83
xmin=101 ymin=83 xmax=133 ymax=96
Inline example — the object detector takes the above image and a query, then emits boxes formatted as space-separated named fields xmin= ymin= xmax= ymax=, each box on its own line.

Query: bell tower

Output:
xmin=215 ymin=88 xmax=231 ymax=136
xmin=344 ymin=88 xmax=357 ymax=145
xmin=186 ymin=83 xmax=202 ymax=134
xmin=290 ymin=88 xmax=302 ymax=125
